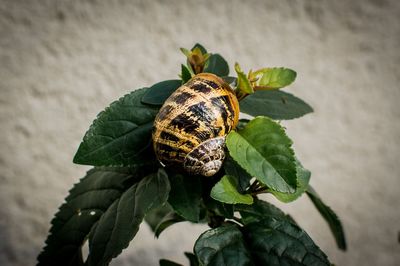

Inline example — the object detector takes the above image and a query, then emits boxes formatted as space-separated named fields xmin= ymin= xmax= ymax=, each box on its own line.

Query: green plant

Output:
xmin=38 ymin=44 xmax=346 ymax=266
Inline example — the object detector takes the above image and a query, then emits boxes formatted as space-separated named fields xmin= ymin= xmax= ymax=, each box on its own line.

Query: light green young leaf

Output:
xmin=226 ymin=116 xmax=297 ymax=193
xmin=211 ymin=175 xmax=253 ymax=205
xmin=307 ymin=185 xmax=347 ymax=250
xmin=180 ymin=47 xmax=191 ymax=57
xmin=234 ymin=63 xmax=254 ymax=94
xmin=255 ymin=67 xmax=296 ymax=90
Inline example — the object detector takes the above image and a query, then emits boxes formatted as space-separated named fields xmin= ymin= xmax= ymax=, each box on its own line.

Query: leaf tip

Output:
xmin=72 ymin=148 xmax=84 ymax=165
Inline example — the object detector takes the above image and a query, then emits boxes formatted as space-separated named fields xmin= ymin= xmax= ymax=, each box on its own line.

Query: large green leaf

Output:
xmin=240 ymin=90 xmax=313 ymax=120
xmin=271 ymin=160 xmax=310 ymax=203
xmin=223 ymin=156 xmax=252 ymax=193
xmin=211 ymin=175 xmax=253 ymax=205
xmin=203 ymin=197 xmax=234 ymax=220
xmin=204 ymin=54 xmax=230 ymax=76
xmin=144 ymin=203 xmax=186 ymax=238
xmin=160 ymin=259 xmax=183 ymax=266
xmin=160 ymin=252 xmax=199 ymax=266
xmin=221 ymin=76 xmax=237 ymax=88
xmin=236 ymin=199 xmax=295 ymax=225
xmin=226 ymin=116 xmax=297 ymax=193
xmin=307 ymin=185 xmax=347 ymax=251
xmin=154 ymin=211 xmax=185 ymax=238
xmin=168 ymin=173 xmax=202 ymax=222
xmin=73 ymin=88 xmax=160 ymax=166
xmin=194 ymin=225 xmax=253 ymax=266
xmin=255 ymin=67 xmax=296 ymax=90
xmin=37 ymin=168 xmax=144 ymax=266
xmin=185 ymin=252 xmax=199 ymax=266
xmin=200 ymin=175 xmax=234 ymax=223
xmin=236 ymin=119 xmax=250 ymax=131
xmin=141 ymin=79 xmax=182 ymax=106
xmin=86 ymin=169 xmax=170 ymax=265
xmin=144 ymin=203 xmax=174 ymax=232
xmin=243 ymin=218 xmax=330 ymax=265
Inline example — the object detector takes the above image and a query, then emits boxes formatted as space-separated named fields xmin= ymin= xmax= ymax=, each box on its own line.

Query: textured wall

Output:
xmin=1 ymin=0 xmax=399 ymax=265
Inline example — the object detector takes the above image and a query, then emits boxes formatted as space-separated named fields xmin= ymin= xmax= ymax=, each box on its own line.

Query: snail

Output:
xmin=152 ymin=73 xmax=240 ymax=177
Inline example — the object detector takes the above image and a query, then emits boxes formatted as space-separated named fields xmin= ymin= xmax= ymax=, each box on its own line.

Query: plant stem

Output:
xmin=248 ymin=180 xmax=259 ymax=192
xmin=235 ymin=89 xmax=249 ymax=101
xmin=232 ymin=216 xmax=243 ymax=225
xmin=252 ymin=188 xmax=269 ymax=195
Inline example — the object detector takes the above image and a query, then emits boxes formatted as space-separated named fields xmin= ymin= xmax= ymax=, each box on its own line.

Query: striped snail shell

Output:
xmin=152 ymin=73 xmax=240 ymax=177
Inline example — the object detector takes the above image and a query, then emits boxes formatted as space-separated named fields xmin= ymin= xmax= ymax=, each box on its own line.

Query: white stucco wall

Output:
xmin=1 ymin=0 xmax=399 ymax=265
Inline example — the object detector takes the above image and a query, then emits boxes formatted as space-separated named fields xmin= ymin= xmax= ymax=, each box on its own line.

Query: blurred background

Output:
xmin=1 ymin=0 xmax=399 ymax=265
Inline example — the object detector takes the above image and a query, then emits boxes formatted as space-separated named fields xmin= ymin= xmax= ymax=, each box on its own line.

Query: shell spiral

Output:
xmin=152 ymin=73 xmax=240 ymax=176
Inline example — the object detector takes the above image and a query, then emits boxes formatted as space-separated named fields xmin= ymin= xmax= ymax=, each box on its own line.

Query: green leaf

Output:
xmin=307 ymin=185 xmax=347 ymax=251
xmin=191 ymin=43 xmax=207 ymax=54
xmin=37 ymin=168 xmax=142 ymax=266
xmin=204 ymin=197 xmax=234 ymax=220
xmin=240 ymin=90 xmax=313 ymax=120
xmin=211 ymin=175 xmax=253 ymax=205
xmin=223 ymin=156 xmax=252 ymax=193
xmin=256 ymin=67 xmax=296 ymax=89
xmin=144 ymin=203 xmax=174 ymax=232
xmin=155 ymin=211 xmax=185 ymax=238
xmin=226 ymin=116 xmax=297 ymax=193
xmin=86 ymin=169 xmax=171 ymax=265
xmin=184 ymin=252 xmax=199 ymax=266
xmin=271 ymin=160 xmax=311 ymax=203
xmin=204 ymin=54 xmax=230 ymax=76
xmin=234 ymin=63 xmax=254 ymax=94
xmin=243 ymin=218 xmax=330 ymax=265
xmin=141 ymin=79 xmax=182 ymax=106
xmin=194 ymin=225 xmax=253 ymax=266
xmin=221 ymin=76 xmax=237 ymax=88
xmin=168 ymin=173 xmax=202 ymax=222
xmin=236 ymin=119 xmax=250 ymax=131
xmin=236 ymin=199 xmax=295 ymax=225
xmin=180 ymin=47 xmax=191 ymax=57
xmin=181 ymin=64 xmax=193 ymax=83
xmin=160 ymin=259 xmax=183 ymax=266
xmin=73 ymin=88 xmax=160 ymax=166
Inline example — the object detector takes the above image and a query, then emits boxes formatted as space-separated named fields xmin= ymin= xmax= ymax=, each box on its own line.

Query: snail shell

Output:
xmin=152 ymin=73 xmax=240 ymax=176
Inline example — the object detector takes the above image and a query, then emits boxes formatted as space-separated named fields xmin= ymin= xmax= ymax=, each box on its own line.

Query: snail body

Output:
xmin=152 ymin=73 xmax=239 ymax=176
